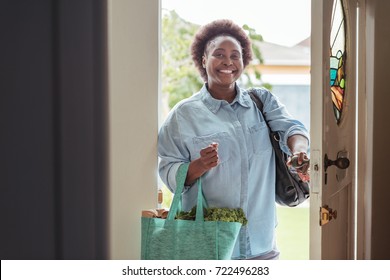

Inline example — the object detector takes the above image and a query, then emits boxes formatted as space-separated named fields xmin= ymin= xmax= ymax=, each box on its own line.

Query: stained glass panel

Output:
xmin=330 ymin=0 xmax=346 ymax=124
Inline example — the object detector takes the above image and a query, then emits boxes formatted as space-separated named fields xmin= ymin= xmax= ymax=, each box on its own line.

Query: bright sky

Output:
xmin=162 ymin=0 xmax=311 ymax=47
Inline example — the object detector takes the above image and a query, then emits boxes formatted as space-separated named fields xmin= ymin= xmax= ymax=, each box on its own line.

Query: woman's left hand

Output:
xmin=287 ymin=152 xmax=310 ymax=182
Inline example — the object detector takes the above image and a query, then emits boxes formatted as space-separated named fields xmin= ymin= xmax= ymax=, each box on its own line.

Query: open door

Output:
xmin=310 ymin=0 xmax=359 ymax=259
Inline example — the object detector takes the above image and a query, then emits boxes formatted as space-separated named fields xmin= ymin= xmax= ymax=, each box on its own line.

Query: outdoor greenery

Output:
xmin=276 ymin=206 xmax=309 ymax=260
xmin=161 ymin=11 xmax=201 ymax=109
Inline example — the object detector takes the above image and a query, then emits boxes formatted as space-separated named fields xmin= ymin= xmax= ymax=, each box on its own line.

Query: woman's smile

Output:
xmin=218 ymin=69 xmax=235 ymax=74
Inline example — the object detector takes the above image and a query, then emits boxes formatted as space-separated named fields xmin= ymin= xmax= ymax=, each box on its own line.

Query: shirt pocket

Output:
xmin=192 ymin=132 xmax=231 ymax=164
xmin=249 ymin=122 xmax=272 ymax=155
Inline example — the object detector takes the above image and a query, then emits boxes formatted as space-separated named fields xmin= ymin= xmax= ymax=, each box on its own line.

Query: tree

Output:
xmin=161 ymin=11 xmax=202 ymax=110
xmin=161 ymin=10 xmax=270 ymax=110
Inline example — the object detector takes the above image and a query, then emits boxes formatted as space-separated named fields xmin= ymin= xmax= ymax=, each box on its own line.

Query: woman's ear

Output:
xmin=202 ymin=55 xmax=206 ymax=68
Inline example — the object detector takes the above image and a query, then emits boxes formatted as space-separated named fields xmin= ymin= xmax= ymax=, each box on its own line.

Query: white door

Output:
xmin=310 ymin=0 xmax=359 ymax=259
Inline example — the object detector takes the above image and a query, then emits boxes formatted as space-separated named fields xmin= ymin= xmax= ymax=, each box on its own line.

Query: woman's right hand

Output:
xmin=198 ymin=142 xmax=219 ymax=171
xmin=185 ymin=142 xmax=219 ymax=186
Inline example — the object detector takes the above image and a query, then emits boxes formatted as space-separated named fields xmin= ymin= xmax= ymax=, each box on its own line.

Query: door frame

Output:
xmin=310 ymin=0 xmax=369 ymax=260
xmin=309 ymin=0 xmax=324 ymax=260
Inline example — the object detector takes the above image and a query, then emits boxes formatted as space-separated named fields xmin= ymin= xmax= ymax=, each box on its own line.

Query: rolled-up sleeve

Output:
xmin=158 ymin=111 xmax=190 ymax=192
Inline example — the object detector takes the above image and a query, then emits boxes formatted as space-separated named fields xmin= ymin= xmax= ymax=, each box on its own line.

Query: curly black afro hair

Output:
xmin=191 ymin=19 xmax=253 ymax=82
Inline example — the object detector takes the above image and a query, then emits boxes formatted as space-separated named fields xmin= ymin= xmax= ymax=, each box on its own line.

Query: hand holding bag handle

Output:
xmin=167 ymin=163 xmax=207 ymax=222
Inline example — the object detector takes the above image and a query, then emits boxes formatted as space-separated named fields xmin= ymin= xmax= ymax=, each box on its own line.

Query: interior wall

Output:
xmin=108 ymin=0 xmax=159 ymax=259
xmin=368 ymin=0 xmax=390 ymax=260
xmin=0 ymin=0 xmax=108 ymax=259
xmin=0 ymin=0 xmax=56 ymax=259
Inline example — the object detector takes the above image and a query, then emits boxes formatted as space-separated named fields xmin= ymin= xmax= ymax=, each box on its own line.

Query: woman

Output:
xmin=158 ymin=19 xmax=309 ymax=260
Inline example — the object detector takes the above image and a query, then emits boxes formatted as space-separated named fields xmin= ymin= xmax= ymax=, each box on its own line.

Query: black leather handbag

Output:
xmin=249 ymin=90 xmax=310 ymax=207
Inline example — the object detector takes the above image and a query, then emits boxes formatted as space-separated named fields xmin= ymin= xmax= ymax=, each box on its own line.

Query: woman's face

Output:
xmin=202 ymin=35 xmax=244 ymax=88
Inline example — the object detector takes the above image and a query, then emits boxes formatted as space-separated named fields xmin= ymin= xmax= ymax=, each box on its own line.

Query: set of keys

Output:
xmin=288 ymin=154 xmax=310 ymax=182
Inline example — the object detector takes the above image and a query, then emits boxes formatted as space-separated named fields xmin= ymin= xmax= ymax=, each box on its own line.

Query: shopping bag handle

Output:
xmin=167 ymin=163 xmax=207 ymax=222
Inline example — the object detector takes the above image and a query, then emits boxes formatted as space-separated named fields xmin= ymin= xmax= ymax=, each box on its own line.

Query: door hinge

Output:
xmin=320 ymin=205 xmax=337 ymax=226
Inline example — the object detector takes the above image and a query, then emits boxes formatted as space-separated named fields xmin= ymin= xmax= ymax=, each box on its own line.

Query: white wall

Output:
xmin=108 ymin=0 xmax=160 ymax=259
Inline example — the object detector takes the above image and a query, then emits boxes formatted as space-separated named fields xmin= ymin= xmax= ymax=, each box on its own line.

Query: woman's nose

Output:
xmin=223 ymin=58 xmax=233 ymax=66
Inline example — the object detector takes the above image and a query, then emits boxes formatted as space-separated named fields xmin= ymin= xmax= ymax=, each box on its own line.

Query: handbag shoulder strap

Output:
xmin=248 ymin=88 xmax=263 ymax=112
xmin=248 ymin=88 xmax=283 ymax=145
xmin=248 ymin=88 xmax=270 ymax=130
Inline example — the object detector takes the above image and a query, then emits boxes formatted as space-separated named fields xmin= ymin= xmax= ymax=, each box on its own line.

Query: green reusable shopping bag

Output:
xmin=141 ymin=163 xmax=242 ymax=260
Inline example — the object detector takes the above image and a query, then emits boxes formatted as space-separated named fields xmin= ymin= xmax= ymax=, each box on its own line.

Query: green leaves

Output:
xmin=176 ymin=206 xmax=248 ymax=226
xmin=162 ymin=11 xmax=203 ymax=109
xmin=204 ymin=208 xmax=248 ymax=226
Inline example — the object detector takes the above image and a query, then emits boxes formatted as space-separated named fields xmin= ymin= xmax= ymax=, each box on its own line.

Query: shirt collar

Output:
xmin=200 ymin=83 xmax=251 ymax=114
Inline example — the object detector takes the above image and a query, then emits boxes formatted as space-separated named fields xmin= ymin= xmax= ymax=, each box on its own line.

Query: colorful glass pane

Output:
xmin=330 ymin=0 xmax=346 ymax=124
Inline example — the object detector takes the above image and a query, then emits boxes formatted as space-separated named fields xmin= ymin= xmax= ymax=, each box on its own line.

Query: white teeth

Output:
xmin=219 ymin=70 xmax=233 ymax=74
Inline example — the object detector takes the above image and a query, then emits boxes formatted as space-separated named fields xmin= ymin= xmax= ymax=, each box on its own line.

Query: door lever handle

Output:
xmin=324 ymin=153 xmax=350 ymax=172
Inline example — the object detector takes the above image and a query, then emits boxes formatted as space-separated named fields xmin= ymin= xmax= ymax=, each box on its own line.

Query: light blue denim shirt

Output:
xmin=158 ymin=84 xmax=309 ymax=259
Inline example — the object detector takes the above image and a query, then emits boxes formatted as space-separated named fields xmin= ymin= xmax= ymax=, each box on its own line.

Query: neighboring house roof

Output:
xmin=295 ymin=37 xmax=310 ymax=48
xmin=256 ymin=38 xmax=310 ymax=66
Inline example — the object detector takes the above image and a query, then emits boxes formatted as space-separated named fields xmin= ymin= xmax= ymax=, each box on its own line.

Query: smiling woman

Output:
xmin=158 ymin=19 xmax=310 ymax=260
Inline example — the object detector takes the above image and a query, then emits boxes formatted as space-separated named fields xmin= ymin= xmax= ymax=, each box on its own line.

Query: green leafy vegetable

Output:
xmin=176 ymin=207 xmax=248 ymax=226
